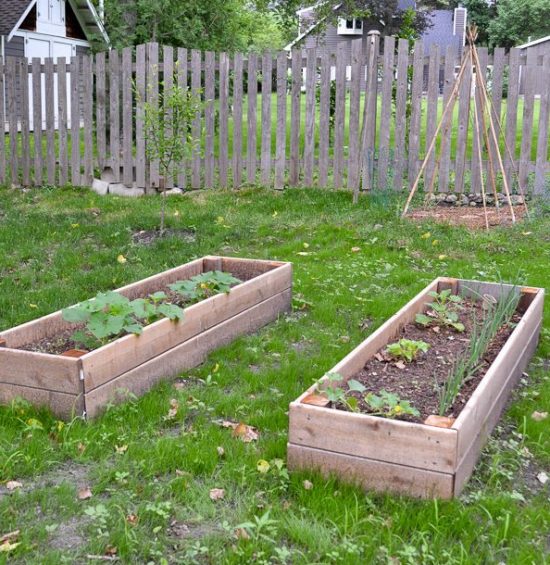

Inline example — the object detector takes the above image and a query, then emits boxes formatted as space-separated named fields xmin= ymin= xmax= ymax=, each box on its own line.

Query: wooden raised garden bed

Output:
xmin=0 ymin=256 xmax=292 ymax=419
xmin=288 ymin=277 xmax=544 ymax=499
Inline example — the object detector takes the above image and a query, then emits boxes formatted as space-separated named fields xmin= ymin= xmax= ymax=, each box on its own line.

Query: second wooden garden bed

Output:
xmin=288 ymin=277 xmax=544 ymax=499
xmin=0 ymin=256 xmax=292 ymax=419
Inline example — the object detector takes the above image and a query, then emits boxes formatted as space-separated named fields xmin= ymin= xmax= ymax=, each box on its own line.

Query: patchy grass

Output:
xmin=0 ymin=185 xmax=549 ymax=564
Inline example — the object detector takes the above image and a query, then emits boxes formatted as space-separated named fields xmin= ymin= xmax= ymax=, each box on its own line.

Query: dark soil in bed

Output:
xmin=18 ymin=270 xmax=256 ymax=356
xmin=334 ymin=299 xmax=520 ymax=423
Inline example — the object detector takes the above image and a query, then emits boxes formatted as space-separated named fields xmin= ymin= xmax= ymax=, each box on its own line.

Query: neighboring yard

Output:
xmin=0 ymin=185 xmax=549 ymax=563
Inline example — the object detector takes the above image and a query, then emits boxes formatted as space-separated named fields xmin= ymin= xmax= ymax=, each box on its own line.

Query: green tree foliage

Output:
xmin=487 ymin=0 xmax=550 ymax=49
xmin=99 ymin=0 xmax=285 ymax=52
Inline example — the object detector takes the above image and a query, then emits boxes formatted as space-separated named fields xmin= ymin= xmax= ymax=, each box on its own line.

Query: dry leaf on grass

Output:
xmin=209 ymin=488 xmax=225 ymax=501
xmin=235 ymin=527 xmax=250 ymax=540
xmin=303 ymin=480 xmax=313 ymax=490
xmin=301 ymin=393 xmax=330 ymax=407
xmin=115 ymin=445 xmax=128 ymax=455
xmin=537 ymin=472 xmax=548 ymax=485
xmin=0 ymin=531 xmax=19 ymax=545
xmin=351 ymin=247 xmax=361 ymax=252
xmin=219 ymin=420 xmax=259 ymax=442
xmin=217 ymin=446 xmax=225 ymax=457
xmin=164 ymin=399 xmax=179 ymax=420
xmin=6 ymin=481 xmax=22 ymax=491
xmin=126 ymin=514 xmax=138 ymax=525
xmin=531 ymin=411 xmax=548 ymax=422
xmin=0 ymin=540 xmax=20 ymax=553
xmin=116 ymin=254 xmax=127 ymax=264
xmin=78 ymin=487 xmax=93 ymax=500
xmin=257 ymin=460 xmax=270 ymax=474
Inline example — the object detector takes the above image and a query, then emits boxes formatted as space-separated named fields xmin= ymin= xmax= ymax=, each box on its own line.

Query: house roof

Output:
xmin=517 ymin=35 xmax=550 ymax=49
xmin=0 ymin=0 xmax=109 ymax=44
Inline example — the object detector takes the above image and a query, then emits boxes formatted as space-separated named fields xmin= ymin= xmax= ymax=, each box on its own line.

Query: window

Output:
xmin=337 ymin=17 xmax=364 ymax=35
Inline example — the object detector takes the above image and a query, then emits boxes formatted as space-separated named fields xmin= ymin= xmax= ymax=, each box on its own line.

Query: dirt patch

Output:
xmin=408 ymin=205 xmax=527 ymax=229
xmin=48 ymin=517 xmax=87 ymax=551
xmin=132 ymin=228 xmax=196 ymax=246
xmin=168 ymin=520 xmax=219 ymax=539
xmin=331 ymin=298 xmax=519 ymax=423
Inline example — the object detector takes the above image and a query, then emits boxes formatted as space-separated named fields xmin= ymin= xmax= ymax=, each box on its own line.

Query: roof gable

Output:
xmin=0 ymin=0 xmax=33 ymax=37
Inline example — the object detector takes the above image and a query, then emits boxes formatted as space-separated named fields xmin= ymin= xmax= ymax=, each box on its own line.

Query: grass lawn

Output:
xmin=0 ymin=185 xmax=549 ymax=564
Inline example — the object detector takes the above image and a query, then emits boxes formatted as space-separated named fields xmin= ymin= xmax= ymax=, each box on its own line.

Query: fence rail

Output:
xmin=1 ymin=34 xmax=549 ymax=194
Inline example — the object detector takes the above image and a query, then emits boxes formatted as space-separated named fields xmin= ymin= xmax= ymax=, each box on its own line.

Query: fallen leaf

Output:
xmin=126 ymin=514 xmax=138 ymax=525
xmin=71 ymin=223 xmax=79 ymax=229
xmin=117 ymin=254 xmax=127 ymax=264
xmin=421 ymin=232 xmax=431 ymax=239
xmin=351 ymin=246 xmax=361 ymax=252
xmin=165 ymin=398 xmax=179 ymax=420
xmin=424 ymin=415 xmax=455 ymax=429
xmin=394 ymin=361 xmax=406 ymax=370
xmin=115 ymin=444 xmax=128 ymax=455
xmin=537 ymin=472 xmax=548 ymax=485
xmin=531 ymin=411 xmax=548 ymax=422
xmin=78 ymin=442 xmax=87 ymax=454
xmin=432 ymin=326 xmax=441 ymax=334
xmin=213 ymin=363 xmax=220 ymax=373
xmin=272 ymin=211 xmax=278 ymax=218
xmin=105 ymin=545 xmax=118 ymax=556
xmin=438 ymin=254 xmax=447 ymax=260
xmin=374 ymin=353 xmax=385 ymax=362
xmin=209 ymin=488 xmax=225 ymax=501
xmin=29 ymin=303 xmax=38 ymax=309
xmin=302 ymin=393 xmax=330 ymax=407
xmin=173 ymin=210 xmax=180 ymax=217
xmin=522 ymin=231 xmax=532 ymax=236
xmin=296 ymin=251 xmax=311 ymax=256
xmin=0 ymin=540 xmax=20 ymax=553
xmin=235 ymin=527 xmax=250 ymax=540
xmin=173 ymin=381 xmax=186 ymax=390
xmin=217 ymin=446 xmax=225 ymax=457
xmin=0 ymin=531 xmax=19 ymax=544
xmin=303 ymin=242 xmax=310 ymax=249
xmin=432 ymin=239 xmax=439 ymax=246
xmin=78 ymin=487 xmax=93 ymax=500
xmin=257 ymin=459 xmax=270 ymax=474
xmin=303 ymin=480 xmax=313 ymax=490
xmin=232 ymin=423 xmax=259 ymax=443
xmin=6 ymin=481 xmax=22 ymax=491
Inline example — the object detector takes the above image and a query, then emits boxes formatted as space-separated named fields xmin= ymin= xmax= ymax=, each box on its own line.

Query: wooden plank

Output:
xmin=361 ymin=32 xmax=380 ymax=191
xmin=57 ymin=57 xmax=68 ymax=186
xmin=289 ymin=49 xmax=302 ymax=185
xmin=135 ymin=44 xmax=146 ymax=188
xmin=518 ymin=49 xmax=536 ymax=190
xmin=176 ymin=47 xmax=188 ymax=190
xmin=454 ymin=287 xmax=544 ymax=463
xmin=84 ymin=289 xmax=292 ymax=418
xmin=109 ymin=50 xmax=120 ymax=183
xmin=488 ymin=47 xmax=505 ymax=182
xmin=424 ymin=44 xmax=440 ymax=191
xmin=378 ymin=36 xmax=395 ymax=191
xmin=218 ymin=52 xmax=230 ymax=189
xmin=122 ymin=47 xmax=134 ymax=187
xmin=0 ymin=59 xmax=5 ymax=184
xmin=82 ymin=55 xmax=94 ymax=186
xmin=393 ymin=39 xmax=409 ymax=191
xmin=0 ymin=349 xmax=81 ymax=394
xmin=70 ymin=56 xmax=81 ymax=186
xmin=162 ymin=46 xmax=174 ymax=189
xmin=504 ymin=48 xmax=520 ymax=187
xmin=6 ymin=58 xmax=18 ymax=186
xmin=318 ymin=50 xmax=331 ymax=188
xmin=287 ymin=444 xmax=455 ymax=499
xmin=147 ymin=43 xmax=159 ymax=188
xmin=191 ymin=49 xmax=201 ymax=189
xmin=260 ymin=52 xmax=273 ymax=186
xmin=454 ymin=48 xmax=472 ymax=194
xmin=347 ymin=39 xmax=363 ymax=191
xmin=289 ymin=401 xmax=457 ymax=473
xmin=274 ymin=51 xmax=287 ymax=190
xmin=247 ymin=53 xmax=258 ymax=185
xmin=45 ymin=57 xmax=56 ymax=186
xmin=95 ymin=51 xmax=107 ymax=172
xmin=7 ymin=58 xmax=18 ymax=186
xmin=32 ymin=58 xmax=45 ymax=185
xmin=19 ymin=58 xmax=31 ymax=187
xmin=82 ymin=263 xmax=292 ymax=391
xmin=203 ymin=51 xmax=215 ymax=188
xmin=438 ymin=45 xmax=457 ymax=193
xmin=470 ymin=47 xmax=487 ymax=194
xmin=303 ymin=48 xmax=316 ymax=187
xmin=333 ymin=43 xmax=347 ymax=188
xmin=233 ymin=52 xmax=245 ymax=188
xmin=534 ymin=55 xmax=550 ymax=194
xmin=407 ymin=40 xmax=424 ymax=185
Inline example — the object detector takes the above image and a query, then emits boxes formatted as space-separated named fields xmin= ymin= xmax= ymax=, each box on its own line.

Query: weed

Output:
xmin=386 ymin=338 xmax=430 ymax=362
xmin=416 ymin=289 xmax=465 ymax=332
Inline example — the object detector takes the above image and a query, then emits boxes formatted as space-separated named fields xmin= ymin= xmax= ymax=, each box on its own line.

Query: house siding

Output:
xmin=5 ymin=35 xmax=25 ymax=58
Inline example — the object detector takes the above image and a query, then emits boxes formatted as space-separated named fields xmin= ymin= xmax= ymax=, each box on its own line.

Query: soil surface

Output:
xmin=408 ymin=205 xmax=527 ymax=229
xmin=333 ymin=298 xmax=520 ymax=423
xmin=18 ymin=271 xmax=253 ymax=356
xmin=131 ymin=228 xmax=196 ymax=246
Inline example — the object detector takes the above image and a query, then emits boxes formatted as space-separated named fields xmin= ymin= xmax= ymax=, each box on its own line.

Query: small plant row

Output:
xmin=62 ymin=271 xmax=241 ymax=350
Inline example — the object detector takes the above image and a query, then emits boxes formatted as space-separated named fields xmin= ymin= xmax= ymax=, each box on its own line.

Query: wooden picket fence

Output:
xmin=1 ymin=34 xmax=549 ymax=194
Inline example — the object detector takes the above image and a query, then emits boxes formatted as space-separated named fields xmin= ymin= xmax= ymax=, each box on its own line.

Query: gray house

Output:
xmin=1 ymin=0 xmax=108 ymax=60
xmin=285 ymin=3 xmax=468 ymax=58
xmin=517 ymin=36 xmax=550 ymax=95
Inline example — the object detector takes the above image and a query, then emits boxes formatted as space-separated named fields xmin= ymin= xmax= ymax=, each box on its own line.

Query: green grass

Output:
xmin=0 ymin=185 xmax=549 ymax=563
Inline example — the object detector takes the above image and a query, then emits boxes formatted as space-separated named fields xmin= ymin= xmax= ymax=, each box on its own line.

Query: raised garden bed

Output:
xmin=0 ymin=256 xmax=292 ymax=419
xmin=288 ymin=277 xmax=544 ymax=499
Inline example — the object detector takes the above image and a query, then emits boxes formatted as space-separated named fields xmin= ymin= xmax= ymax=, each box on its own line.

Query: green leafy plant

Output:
xmin=169 ymin=271 xmax=241 ymax=304
xmin=364 ymin=390 xmax=420 ymax=419
xmin=318 ymin=372 xmax=366 ymax=412
xmin=386 ymin=339 xmax=430 ymax=362
xmin=62 ymin=291 xmax=184 ymax=349
xmin=415 ymin=290 xmax=465 ymax=332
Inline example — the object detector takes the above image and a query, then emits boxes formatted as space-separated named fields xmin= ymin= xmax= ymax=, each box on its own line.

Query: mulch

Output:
xmin=407 ymin=205 xmax=528 ymax=229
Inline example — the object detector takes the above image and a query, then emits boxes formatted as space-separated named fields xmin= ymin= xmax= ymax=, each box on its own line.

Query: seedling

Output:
xmin=386 ymin=339 xmax=430 ymax=363
xmin=62 ymin=290 xmax=184 ymax=349
xmin=364 ymin=390 xmax=420 ymax=419
xmin=318 ymin=372 xmax=366 ymax=412
xmin=415 ymin=290 xmax=465 ymax=332
xmin=169 ymin=271 xmax=241 ymax=303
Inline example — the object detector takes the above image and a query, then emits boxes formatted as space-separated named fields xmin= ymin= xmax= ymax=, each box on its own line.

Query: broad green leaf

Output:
xmin=158 ymin=303 xmax=185 ymax=321
xmin=347 ymin=379 xmax=366 ymax=393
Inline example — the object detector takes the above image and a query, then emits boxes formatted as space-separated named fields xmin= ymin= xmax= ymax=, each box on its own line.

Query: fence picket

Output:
xmin=191 ymin=49 xmax=202 ymax=189
xmin=45 ymin=57 xmax=56 ymax=186
xmin=535 ymin=55 xmax=550 ymax=194
xmin=519 ymin=49 xmax=536 ymax=189
xmin=289 ymin=49 xmax=302 ymax=185
xmin=247 ymin=53 xmax=258 ymax=184
xmin=135 ymin=44 xmax=146 ymax=189
xmin=333 ymin=43 xmax=347 ymax=188
xmin=57 ymin=57 xmax=68 ymax=186
xmin=19 ymin=59 xmax=31 ymax=187
xmin=424 ymin=44 xmax=440 ymax=191
xmin=163 ymin=46 xmax=174 ymax=189
xmin=233 ymin=52 xmax=244 ymax=188
xmin=378 ymin=36 xmax=395 ymax=190
xmin=455 ymin=48 xmax=472 ymax=193
xmin=407 ymin=41 xmax=424 ymax=185
xmin=318 ymin=50 xmax=331 ymax=188
xmin=176 ymin=47 xmax=188 ymax=189
xmin=438 ymin=45 xmax=457 ymax=193
xmin=261 ymin=52 xmax=273 ymax=186
xmin=70 ymin=56 xmax=81 ymax=186
xmin=304 ymin=48 xmax=316 ymax=187
xmin=82 ymin=55 xmax=94 ymax=186
xmin=204 ymin=51 xmax=215 ymax=188
xmin=471 ymin=47 xmax=487 ymax=194
xmin=393 ymin=39 xmax=409 ymax=191
xmin=0 ymin=59 xmax=5 ymax=184
xmin=147 ymin=43 xmax=159 ymax=188
xmin=122 ymin=47 xmax=134 ymax=187
xmin=219 ymin=51 xmax=230 ymax=188
xmin=274 ymin=51 xmax=287 ymax=190
xmin=7 ymin=58 xmax=17 ymax=186
xmin=504 ymin=48 xmax=520 ymax=186
xmin=32 ymin=57 xmax=45 ymax=186
xmin=347 ymin=39 xmax=363 ymax=191
xmin=109 ymin=50 xmax=120 ymax=184
xmin=95 ymin=51 xmax=107 ymax=173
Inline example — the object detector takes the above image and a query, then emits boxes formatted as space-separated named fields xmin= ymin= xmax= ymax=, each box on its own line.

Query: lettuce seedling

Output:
xmin=386 ymin=339 xmax=430 ymax=362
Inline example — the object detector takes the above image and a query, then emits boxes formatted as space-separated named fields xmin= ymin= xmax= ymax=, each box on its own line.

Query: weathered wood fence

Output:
xmin=1 ymin=34 xmax=549 ymax=194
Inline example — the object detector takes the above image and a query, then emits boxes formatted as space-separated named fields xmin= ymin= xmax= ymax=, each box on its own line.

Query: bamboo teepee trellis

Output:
xmin=402 ymin=26 xmax=528 ymax=229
